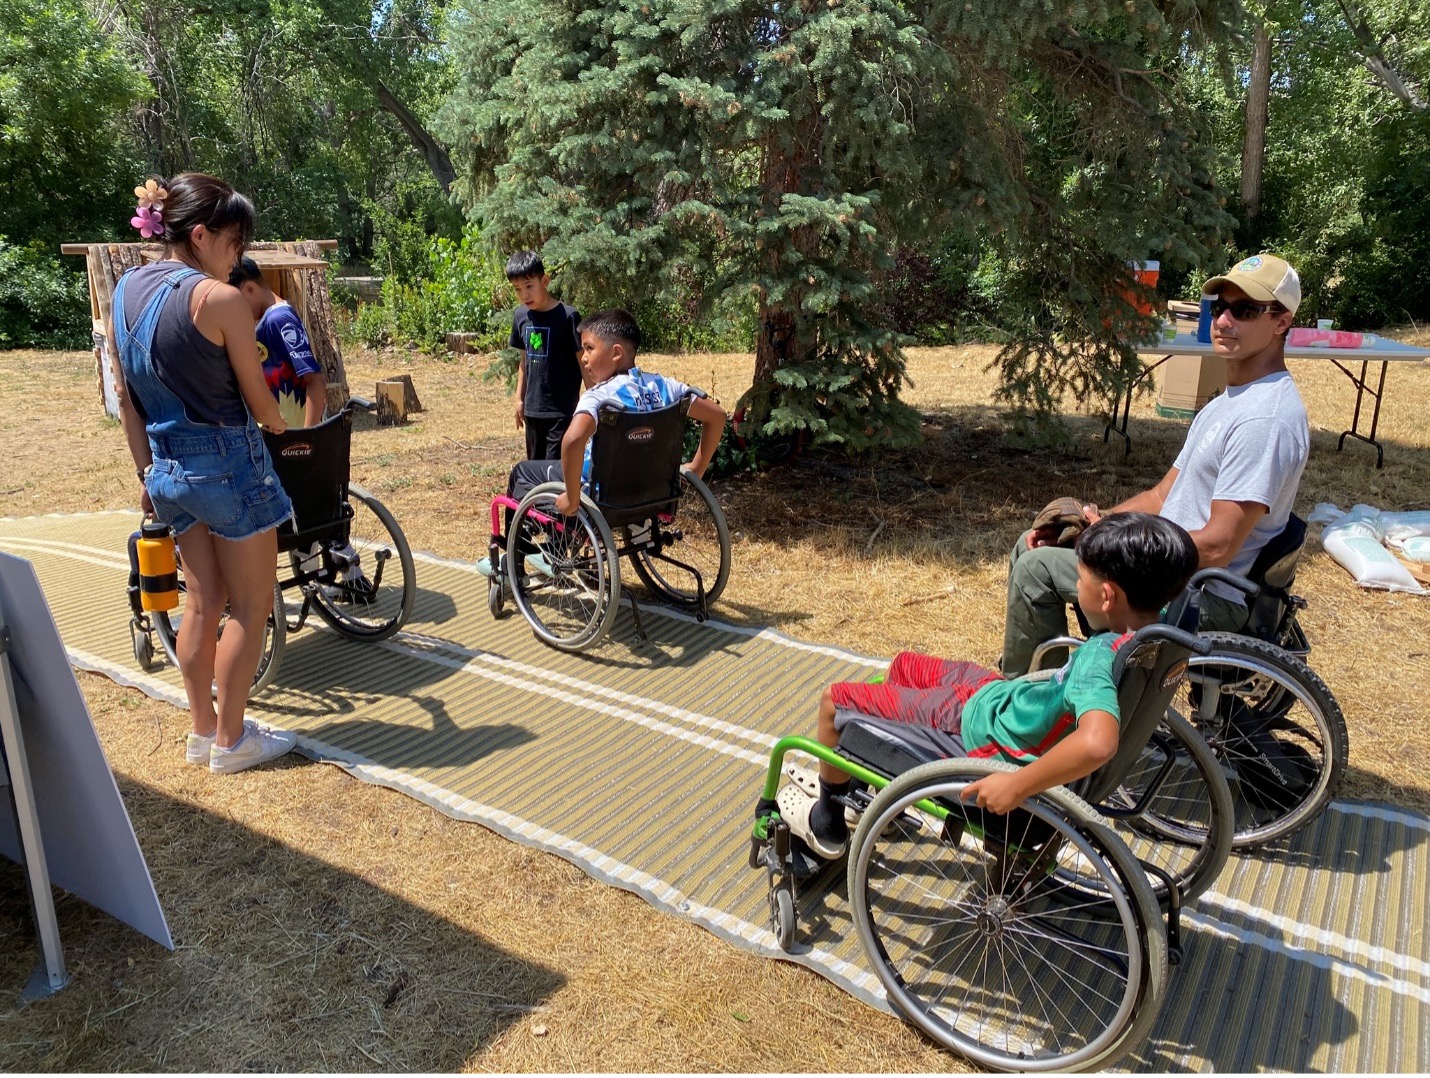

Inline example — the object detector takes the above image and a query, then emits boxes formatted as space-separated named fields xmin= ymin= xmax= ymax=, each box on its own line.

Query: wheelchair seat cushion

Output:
xmin=835 ymin=713 xmax=968 ymax=778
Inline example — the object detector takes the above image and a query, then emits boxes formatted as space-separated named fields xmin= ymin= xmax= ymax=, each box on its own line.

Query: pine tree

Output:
xmin=438 ymin=0 xmax=1241 ymax=446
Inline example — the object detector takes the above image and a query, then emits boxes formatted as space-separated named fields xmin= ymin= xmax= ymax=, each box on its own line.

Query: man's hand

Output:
xmin=140 ymin=484 xmax=154 ymax=516
xmin=554 ymin=488 xmax=580 ymax=517
xmin=1082 ymin=503 xmax=1101 ymax=525
xmin=514 ymin=400 xmax=525 ymax=429
xmin=960 ymin=771 xmax=1029 ymax=815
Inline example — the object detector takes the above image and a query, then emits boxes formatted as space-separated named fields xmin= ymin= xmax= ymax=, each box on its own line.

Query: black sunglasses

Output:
xmin=1210 ymin=297 xmax=1281 ymax=321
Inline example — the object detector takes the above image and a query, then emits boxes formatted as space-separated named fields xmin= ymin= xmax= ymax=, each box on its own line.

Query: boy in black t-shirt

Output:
xmin=506 ymin=251 xmax=583 ymax=460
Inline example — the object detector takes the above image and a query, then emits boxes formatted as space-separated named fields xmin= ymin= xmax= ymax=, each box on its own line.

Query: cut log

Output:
xmin=445 ymin=332 xmax=479 ymax=354
xmin=376 ymin=380 xmax=408 ymax=426
xmin=381 ymin=372 xmax=424 ymax=413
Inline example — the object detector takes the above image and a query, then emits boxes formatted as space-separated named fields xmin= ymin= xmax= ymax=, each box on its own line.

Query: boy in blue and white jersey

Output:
xmin=229 ymin=257 xmax=326 ymax=427
xmin=479 ymin=308 xmax=726 ymax=577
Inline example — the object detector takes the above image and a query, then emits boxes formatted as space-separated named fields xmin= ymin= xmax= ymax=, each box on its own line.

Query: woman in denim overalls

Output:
xmin=109 ymin=173 xmax=298 ymax=775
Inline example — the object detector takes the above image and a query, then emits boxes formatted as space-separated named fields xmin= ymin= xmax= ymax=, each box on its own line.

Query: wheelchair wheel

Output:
xmin=508 ymin=483 xmax=620 ymax=651
xmin=1101 ymin=712 xmax=1234 ymax=905
xmin=487 ymin=580 xmax=510 ymax=619
xmin=131 ymin=624 xmax=156 ymax=671
xmin=309 ymin=484 xmax=416 ymax=642
xmin=628 ymin=470 xmax=731 ymax=607
xmin=1175 ymin=632 xmax=1348 ymax=847
xmin=848 ymin=758 xmax=1165 ymax=1073
xmin=153 ymin=567 xmax=285 ymax=697
xmin=771 ymin=880 xmax=797 ymax=953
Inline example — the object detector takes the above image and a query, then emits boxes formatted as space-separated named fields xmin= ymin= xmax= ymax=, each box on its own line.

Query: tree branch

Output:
xmin=373 ymin=78 xmax=457 ymax=190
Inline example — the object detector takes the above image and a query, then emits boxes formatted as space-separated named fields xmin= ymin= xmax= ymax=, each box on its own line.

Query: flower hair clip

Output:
xmin=131 ymin=179 xmax=168 ymax=239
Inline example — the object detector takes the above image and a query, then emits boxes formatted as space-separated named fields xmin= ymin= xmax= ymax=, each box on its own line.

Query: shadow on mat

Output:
xmin=543 ymin=597 xmax=836 ymax=672
xmin=249 ymin=634 xmax=538 ymax=768
xmin=1228 ymin=788 xmax=1427 ymax=877
xmin=1131 ymin=910 xmax=1358 ymax=1072
xmin=0 ymin=772 xmax=562 ymax=1072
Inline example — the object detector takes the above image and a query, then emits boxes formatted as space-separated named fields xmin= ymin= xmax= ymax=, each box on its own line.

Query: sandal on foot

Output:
xmin=785 ymin=760 xmax=863 ymax=827
xmin=776 ymin=783 xmax=848 ymax=860
xmin=784 ymin=760 xmax=820 ymax=798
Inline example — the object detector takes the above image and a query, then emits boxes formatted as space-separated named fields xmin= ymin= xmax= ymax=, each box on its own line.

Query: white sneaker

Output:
xmin=186 ymin=719 xmax=259 ymax=764
xmin=209 ymin=727 xmax=298 ymax=774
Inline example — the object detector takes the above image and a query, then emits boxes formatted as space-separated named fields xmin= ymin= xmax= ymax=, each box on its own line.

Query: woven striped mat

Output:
xmin=3 ymin=510 xmax=1427 ymax=1072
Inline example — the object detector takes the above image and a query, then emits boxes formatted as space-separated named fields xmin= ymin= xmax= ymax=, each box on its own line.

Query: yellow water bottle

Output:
xmin=134 ymin=520 xmax=179 ymax=612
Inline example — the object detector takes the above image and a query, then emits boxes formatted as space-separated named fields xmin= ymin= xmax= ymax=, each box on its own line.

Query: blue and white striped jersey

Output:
xmin=574 ymin=367 xmax=693 ymax=480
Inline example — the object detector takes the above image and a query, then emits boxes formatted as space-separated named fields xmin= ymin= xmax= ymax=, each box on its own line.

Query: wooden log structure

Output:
xmin=381 ymin=373 xmax=423 ymax=413
xmin=61 ymin=239 xmax=350 ymax=418
xmin=375 ymin=380 xmax=408 ymax=426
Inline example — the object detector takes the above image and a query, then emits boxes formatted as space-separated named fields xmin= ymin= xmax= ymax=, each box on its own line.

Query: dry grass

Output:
xmin=1 ymin=331 xmax=1428 ymax=1070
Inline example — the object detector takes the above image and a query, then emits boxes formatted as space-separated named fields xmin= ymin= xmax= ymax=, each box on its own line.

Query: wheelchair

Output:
xmin=485 ymin=396 xmax=731 ymax=652
xmin=748 ymin=620 xmax=1232 ymax=1072
xmin=126 ymin=406 xmax=416 ymax=693
xmin=1100 ymin=515 xmax=1345 ymax=847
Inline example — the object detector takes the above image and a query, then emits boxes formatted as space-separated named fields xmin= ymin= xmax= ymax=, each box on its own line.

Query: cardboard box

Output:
xmin=1156 ymin=352 xmax=1226 ymax=418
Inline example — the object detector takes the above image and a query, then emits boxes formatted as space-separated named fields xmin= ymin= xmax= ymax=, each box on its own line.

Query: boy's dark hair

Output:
xmin=1075 ymin=512 xmax=1199 ymax=614
xmin=160 ymin=173 xmax=255 ymax=259
xmin=505 ymin=250 xmax=545 ymax=280
xmin=227 ymin=255 xmax=264 ymax=288
xmin=581 ymin=308 xmax=642 ymax=356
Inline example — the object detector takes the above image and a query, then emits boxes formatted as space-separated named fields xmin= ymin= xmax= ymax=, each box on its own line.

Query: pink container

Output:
xmin=1288 ymin=328 xmax=1365 ymax=349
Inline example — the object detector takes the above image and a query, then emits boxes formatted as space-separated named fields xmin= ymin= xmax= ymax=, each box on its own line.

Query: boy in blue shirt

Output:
xmin=507 ymin=250 xmax=583 ymax=460
xmin=229 ymin=257 xmax=326 ymax=427
xmin=479 ymin=308 xmax=726 ymax=577
xmin=783 ymin=513 xmax=1199 ymax=859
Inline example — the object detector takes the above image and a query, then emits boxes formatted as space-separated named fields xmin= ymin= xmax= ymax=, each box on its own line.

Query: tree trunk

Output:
xmin=1333 ymin=0 xmax=1426 ymax=111
xmin=1240 ymin=23 xmax=1272 ymax=219
xmin=374 ymin=80 xmax=457 ymax=192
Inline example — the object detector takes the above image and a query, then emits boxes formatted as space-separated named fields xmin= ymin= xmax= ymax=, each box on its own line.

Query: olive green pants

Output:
xmin=1001 ymin=530 xmax=1247 ymax=677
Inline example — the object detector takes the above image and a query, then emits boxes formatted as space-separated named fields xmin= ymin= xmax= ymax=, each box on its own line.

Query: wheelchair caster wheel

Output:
xmin=771 ymin=881 xmax=797 ymax=952
xmin=487 ymin=581 xmax=510 ymax=619
xmin=131 ymin=626 xmax=155 ymax=671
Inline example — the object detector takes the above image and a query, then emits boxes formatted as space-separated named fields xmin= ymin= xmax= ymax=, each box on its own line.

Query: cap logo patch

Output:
xmin=1237 ymin=256 xmax=1263 ymax=271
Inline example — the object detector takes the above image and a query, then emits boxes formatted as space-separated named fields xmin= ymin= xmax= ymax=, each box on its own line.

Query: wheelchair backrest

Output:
xmin=1242 ymin=512 xmax=1307 ymax=641
xmin=587 ymin=398 xmax=690 ymax=526
xmin=263 ymin=409 xmax=351 ymax=551
xmin=1078 ymin=623 xmax=1208 ymax=805
xmin=1247 ymin=512 xmax=1307 ymax=591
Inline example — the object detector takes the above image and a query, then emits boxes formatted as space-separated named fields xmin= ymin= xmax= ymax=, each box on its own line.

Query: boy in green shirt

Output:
xmin=785 ymin=513 xmax=1199 ymax=859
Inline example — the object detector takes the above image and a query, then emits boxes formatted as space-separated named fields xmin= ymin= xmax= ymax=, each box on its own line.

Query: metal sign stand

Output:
xmin=0 ymin=601 xmax=71 ymax=1001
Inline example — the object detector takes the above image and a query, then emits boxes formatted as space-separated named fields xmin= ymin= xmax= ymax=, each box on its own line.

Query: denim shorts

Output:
xmin=146 ymin=424 xmax=294 ymax=541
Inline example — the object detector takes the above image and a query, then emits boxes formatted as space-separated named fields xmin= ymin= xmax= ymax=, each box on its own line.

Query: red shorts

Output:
xmin=829 ymin=652 xmax=1003 ymax=735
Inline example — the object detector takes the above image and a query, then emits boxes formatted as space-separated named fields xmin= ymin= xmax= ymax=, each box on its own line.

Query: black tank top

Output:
xmin=121 ymin=261 xmax=248 ymax=426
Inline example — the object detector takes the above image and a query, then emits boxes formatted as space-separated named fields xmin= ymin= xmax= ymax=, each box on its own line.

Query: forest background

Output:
xmin=2 ymin=0 xmax=1427 ymax=444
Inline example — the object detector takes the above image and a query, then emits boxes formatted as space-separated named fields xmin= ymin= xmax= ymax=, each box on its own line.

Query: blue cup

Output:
xmin=1197 ymin=293 xmax=1215 ymax=343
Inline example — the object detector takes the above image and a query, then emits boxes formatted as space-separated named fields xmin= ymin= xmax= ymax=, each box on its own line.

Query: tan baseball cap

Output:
xmin=1202 ymin=253 xmax=1301 ymax=314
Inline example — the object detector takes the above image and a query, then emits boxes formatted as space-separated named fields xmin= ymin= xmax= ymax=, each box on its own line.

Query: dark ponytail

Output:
xmin=158 ymin=173 xmax=255 ymax=257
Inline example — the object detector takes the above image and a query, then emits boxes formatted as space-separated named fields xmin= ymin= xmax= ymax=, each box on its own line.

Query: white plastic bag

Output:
xmin=1321 ymin=516 xmax=1426 ymax=594
xmin=1377 ymin=511 xmax=1430 ymax=550
xmin=1401 ymin=537 xmax=1430 ymax=563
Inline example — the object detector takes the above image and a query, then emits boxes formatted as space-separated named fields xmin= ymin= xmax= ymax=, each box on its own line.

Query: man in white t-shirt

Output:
xmin=1001 ymin=253 xmax=1310 ymax=676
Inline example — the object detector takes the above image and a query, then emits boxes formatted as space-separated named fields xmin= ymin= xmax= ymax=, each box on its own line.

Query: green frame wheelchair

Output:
xmin=748 ymin=621 xmax=1232 ymax=1072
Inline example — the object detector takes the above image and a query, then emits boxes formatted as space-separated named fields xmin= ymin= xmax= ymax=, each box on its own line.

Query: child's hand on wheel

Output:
xmin=960 ymin=772 xmax=1028 ymax=815
xmin=555 ymin=488 xmax=580 ymax=517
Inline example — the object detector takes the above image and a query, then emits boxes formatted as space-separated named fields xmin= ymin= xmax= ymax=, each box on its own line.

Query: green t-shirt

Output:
xmin=961 ymin=632 xmax=1126 ymax=765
